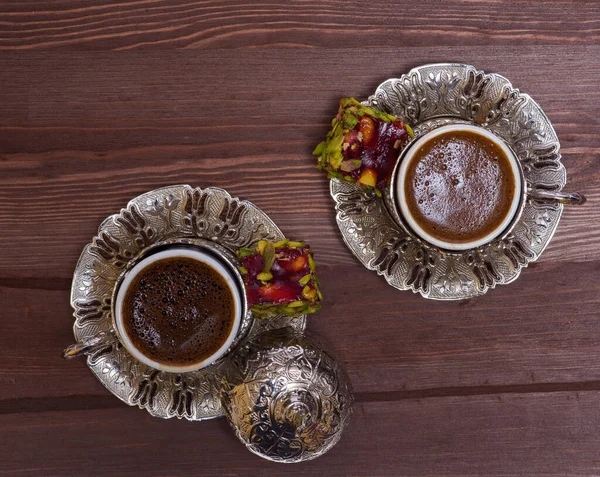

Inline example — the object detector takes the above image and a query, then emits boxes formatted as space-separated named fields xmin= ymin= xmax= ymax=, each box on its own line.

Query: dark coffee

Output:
xmin=122 ymin=257 xmax=235 ymax=366
xmin=404 ymin=129 xmax=516 ymax=244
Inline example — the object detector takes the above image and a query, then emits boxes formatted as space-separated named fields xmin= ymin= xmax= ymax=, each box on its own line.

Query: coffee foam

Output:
xmin=404 ymin=130 xmax=516 ymax=244
xmin=123 ymin=257 xmax=235 ymax=366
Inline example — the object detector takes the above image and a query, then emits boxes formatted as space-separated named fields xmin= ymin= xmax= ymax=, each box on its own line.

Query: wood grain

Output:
xmin=3 ymin=394 xmax=600 ymax=476
xmin=0 ymin=1 xmax=598 ymax=50
xmin=3 ymin=259 xmax=600 ymax=405
xmin=1 ymin=2 xmax=600 ymax=475
xmin=0 ymin=47 xmax=598 ymax=282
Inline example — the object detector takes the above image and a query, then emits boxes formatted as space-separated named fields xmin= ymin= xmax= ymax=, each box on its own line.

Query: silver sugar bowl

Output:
xmin=221 ymin=327 xmax=353 ymax=463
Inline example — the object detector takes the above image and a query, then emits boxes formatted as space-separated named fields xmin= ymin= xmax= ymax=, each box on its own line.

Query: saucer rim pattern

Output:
xmin=331 ymin=63 xmax=566 ymax=300
xmin=70 ymin=185 xmax=306 ymax=420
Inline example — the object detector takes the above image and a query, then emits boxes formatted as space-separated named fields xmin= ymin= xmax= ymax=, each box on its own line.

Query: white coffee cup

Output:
xmin=394 ymin=124 xmax=523 ymax=251
xmin=113 ymin=246 xmax=243 ymax=373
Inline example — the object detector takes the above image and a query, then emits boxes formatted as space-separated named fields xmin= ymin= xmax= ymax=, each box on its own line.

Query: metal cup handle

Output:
xmin=528 ymin=189 xmax=586 ymax=205
xmin=62 ymin=330 xmax=117 ymax=359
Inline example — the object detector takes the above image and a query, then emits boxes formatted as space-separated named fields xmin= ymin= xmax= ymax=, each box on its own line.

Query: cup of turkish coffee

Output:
xmin=394 ymin=124 xmax=524 ymax=251
xmin=392 ymin=123 xmax=586 ymax=252
xmin=113 ymin=246 xmax=244 ymax=373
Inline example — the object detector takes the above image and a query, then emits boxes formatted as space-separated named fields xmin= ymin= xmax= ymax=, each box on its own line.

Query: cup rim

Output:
xmin=395 ymin=124 xmax=523 ymax=251
xmin=113 ymin=246 xmax=243 ymax=373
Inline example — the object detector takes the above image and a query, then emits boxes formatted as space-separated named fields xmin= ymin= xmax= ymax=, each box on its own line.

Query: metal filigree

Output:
xmin=222 ymin=328 xmax=353 ymax=463
xmin=332 ymin=64 xmax=566 ymax=299
xmin=70 ymin=185 xmax=306 ymax=420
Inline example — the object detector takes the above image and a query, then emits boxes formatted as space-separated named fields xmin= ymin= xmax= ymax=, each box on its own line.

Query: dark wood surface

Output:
xmin=1 ymin=2 xmax=599 ymax=476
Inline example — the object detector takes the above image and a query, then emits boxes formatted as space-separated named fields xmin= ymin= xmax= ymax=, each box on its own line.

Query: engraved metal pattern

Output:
xmin=222 ymin=328 xmax=353 ymax=463
xmin=70 ymin=185 xmax=306 ymax=420
xmin=331 ymin=64 xmax=566 ymax=299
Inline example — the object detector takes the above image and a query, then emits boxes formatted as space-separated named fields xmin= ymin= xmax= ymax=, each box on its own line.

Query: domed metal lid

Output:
xmin=221 ymin=327 xmax=353 ymax=463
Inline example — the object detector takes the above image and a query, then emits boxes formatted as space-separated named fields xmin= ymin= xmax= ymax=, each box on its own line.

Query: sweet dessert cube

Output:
xmin=313 ymin=97 xmax=413 ymax=192
xmin=237 ymin=240 xmax=321 ymax=319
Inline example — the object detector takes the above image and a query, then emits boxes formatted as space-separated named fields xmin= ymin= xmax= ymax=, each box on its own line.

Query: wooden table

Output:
xmin=1 ymin=1 xmax=599 ymax=475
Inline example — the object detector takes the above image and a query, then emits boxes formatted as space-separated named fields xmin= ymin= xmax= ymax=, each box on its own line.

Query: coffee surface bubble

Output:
xmin=123 ymin=257 xmax=235 ymax=366
xmin=404 ymin=130 xmax=516 ymax=244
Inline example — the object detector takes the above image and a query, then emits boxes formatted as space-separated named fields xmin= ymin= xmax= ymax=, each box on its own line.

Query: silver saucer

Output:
xmin=331 ymin=63 xmax=569 ymax=300
xmin=69 ymin=185 xmax=306 ymax=420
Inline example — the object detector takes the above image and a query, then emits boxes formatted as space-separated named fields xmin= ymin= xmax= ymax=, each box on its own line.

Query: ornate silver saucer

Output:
xmin=64 ymin=185 xmax=306 ymax=420
xmin=331 ymin=63 xmax=584 ymax=300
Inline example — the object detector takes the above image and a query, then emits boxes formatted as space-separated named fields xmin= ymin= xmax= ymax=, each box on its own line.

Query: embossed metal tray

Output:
xmin=331 ymin=63 xmax=570 ymax=300
xmin=69 ymin=185 xmax=306 ymax=420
